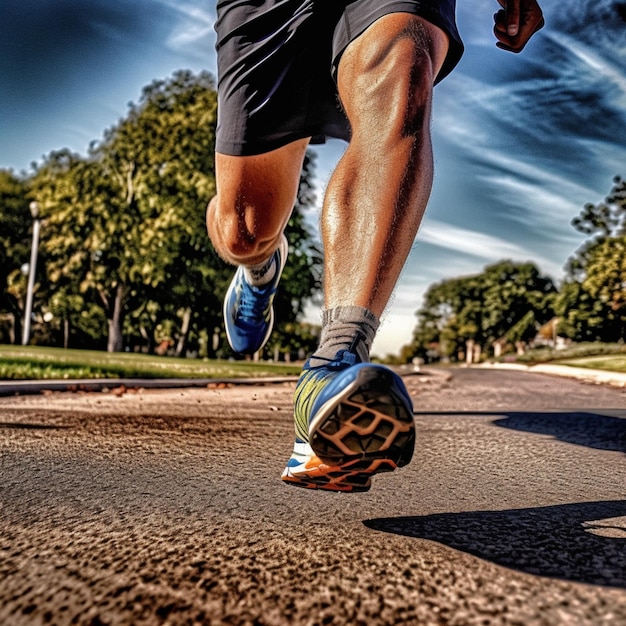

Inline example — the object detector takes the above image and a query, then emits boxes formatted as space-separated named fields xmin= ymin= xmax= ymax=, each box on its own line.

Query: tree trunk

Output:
xmin=7 ymin=313 xmax=16 ymax=345
xmin=465 ymin=339 xmax=475 ymax=364
xmin=7 ymin=296 xmax=22 ymax=345
xmin=107 ymin=284 xmax=126 ymax=353
xmin=174 ymin=307 xmax=192 ymax=358
xmin=139 ymin=325 xmax=154 ymax=354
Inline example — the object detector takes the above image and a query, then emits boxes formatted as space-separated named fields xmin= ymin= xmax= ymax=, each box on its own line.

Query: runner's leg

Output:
xmin=323 ymin=13 xmax=450 ymax=318
xmin=283 ymin=14 xmax=451 ymax=491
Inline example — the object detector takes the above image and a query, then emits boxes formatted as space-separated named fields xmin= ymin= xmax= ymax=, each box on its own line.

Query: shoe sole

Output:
xmin=282 ymin=456 xmax=378 ymax=492
xmin=283 ymin=366 xmax=414 ymax=491
xmin=282 ymin=438 xmax=401 ymax=492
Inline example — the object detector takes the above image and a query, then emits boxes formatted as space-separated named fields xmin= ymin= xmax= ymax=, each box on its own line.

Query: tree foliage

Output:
xmin=409 ymin=261 xmax=556 ymax=362
xmin=557 ymin=175 xmax=626 ymax=342
xmin=0 ymin=170 xmax=31 ymax=343
xmin=267 ymin=151 xmax=323 ymax=359
xmin=407 ymin=175 xmax=626 ymax=362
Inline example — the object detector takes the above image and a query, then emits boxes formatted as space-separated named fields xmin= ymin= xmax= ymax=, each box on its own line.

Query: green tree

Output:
xmin=558 ymin=175 xmax=626 ymax=342
xmin=0 ymin=170 xmax=31 ymax=343
xmin=95 ymin=69 xmax=220 ymax=352
xmin=480 ymin=261 xmax=555 ymax=345
xmin=583 ymin=236 xmax=626 ymax=315
xmin=265 ymin=151 xmax=323 ymax=360
xmin=29 ymin=149 xmax=110 ymax=348
xmin=408 ymin=260 xmax=556 ymax=362
xmin=571 ymin=176 xmax=625 ymax=240
xmin=408 ymin=273 xmax=484 ymax=362
xmin=31 ymin=71 xmax=221 ymax=352
xmin=556 ymin=280 xmax=606 ymax=342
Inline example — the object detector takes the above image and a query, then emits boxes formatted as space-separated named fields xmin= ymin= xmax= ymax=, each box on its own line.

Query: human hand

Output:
xmin=493 ymin=0 xmax=544 ymax=53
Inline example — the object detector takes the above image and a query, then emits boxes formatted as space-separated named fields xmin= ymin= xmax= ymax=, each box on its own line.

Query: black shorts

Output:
xmin=215 ymin=0 xmax=464 ymax=156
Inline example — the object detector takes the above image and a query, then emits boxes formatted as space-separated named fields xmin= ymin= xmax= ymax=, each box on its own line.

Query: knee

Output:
xmin=206 ymin=194 xmax=240 ymax=262
xmin=206 ymin=193 xmax=282 ymax=265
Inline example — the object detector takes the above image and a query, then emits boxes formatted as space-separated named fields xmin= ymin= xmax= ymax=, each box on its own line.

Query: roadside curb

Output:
xmin=0 ymin=376 xmax=299 ymax=397
xmin=0 ymin=367 xmax=446 ymax=398
xmin=478 ymin=362 xmax=626 ymax=389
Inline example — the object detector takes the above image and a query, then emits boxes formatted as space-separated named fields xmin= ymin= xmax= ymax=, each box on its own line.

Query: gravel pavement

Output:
xmin=0 ymin=367 xmax=625 ymax=625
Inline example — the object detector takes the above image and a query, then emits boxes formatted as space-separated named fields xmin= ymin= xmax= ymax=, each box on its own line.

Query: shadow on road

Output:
xmin=414 ymin=411 xmax=626 ymax=454
xmin=493 ymin=411 xmax=626 ymax=454
xmin=0 ymin=422 xmax=71 ymax=430
xmin=365 ymin=500 xmax=626 ymax=588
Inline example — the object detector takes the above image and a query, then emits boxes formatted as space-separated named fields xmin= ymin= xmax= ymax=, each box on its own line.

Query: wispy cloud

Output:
xmin=152 ymin=0 xmax=216 ymax=52
xmin=472 ymin=149 xmax=598 ymax=222
xmin=418 ymin=219 xmax=555 ymax=269
xmin=544 ymin=30 xmax=626 ymax=106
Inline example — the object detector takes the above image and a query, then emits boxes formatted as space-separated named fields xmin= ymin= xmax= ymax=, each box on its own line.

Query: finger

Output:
xmin=493 ymin=0 xmax=544 ymax=53
xmin=493 ymin=9 xmax=507 ymax=33
xmin=505 ymin=0 xmax=521 ymax=36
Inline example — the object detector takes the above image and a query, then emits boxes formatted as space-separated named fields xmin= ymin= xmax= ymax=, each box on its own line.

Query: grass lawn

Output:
xmin=0 ymin=345 xmax=302 ymax=380
xmin=513 ymin=342 xmax=626 ymax=374
xmin=556 ymin=354 xmax=626 ymax=374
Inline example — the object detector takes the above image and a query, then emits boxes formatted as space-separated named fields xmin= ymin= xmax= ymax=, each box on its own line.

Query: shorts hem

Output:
xmin=332 ymin=2 xmax=464 ymax=84
xmin=216 ymin=130 xmax=331 ymax=157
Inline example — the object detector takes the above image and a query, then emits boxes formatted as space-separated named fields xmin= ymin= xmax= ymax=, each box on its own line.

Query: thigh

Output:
xmin=332 ymin=0 xmax=464 ymax=84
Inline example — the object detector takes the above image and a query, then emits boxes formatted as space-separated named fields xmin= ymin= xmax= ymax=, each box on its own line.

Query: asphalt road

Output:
xmin=0 ymin=367 xmax=625 ymax=625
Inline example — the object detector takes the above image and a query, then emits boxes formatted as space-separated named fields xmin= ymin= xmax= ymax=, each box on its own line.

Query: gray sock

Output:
xmin=244 ymin=254 xmax=276 ymax=287
xmin=309 ymin=306 xmax=380 ymax=367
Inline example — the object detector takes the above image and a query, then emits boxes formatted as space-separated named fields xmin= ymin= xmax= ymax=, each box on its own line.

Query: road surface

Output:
xmin=0 ymin=367 xmax=625 ymax=625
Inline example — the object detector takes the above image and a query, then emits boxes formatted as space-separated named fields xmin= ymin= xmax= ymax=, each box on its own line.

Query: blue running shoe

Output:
xmin=223 ymin=235 xmax=288 ymax=354
xmin=282 ymin=351 xmax=415 ymax=492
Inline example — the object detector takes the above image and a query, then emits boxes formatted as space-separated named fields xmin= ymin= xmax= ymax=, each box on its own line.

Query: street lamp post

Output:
xmin=22 ymin=201 xmax=41 ymax=345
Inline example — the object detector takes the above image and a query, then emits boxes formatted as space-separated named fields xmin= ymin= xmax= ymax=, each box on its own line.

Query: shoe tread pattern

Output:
xmin=309 ymin=367 xmax=415 ymax=468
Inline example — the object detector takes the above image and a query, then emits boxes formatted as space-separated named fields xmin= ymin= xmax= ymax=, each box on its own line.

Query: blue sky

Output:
xmin=1 ymin=1 xmax=625 ymax=356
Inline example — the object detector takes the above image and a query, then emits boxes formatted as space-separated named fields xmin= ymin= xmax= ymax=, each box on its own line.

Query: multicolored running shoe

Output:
xmin=282 ymin=350 xmax=415 ymax=492
xmin=223 ymin=235 xmax=288 ymax=355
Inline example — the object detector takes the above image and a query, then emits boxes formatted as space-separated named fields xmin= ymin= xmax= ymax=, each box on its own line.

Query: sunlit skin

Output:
xmin=207 ymin=142 xmax=307 ymax=265
xmin=206 ymin=0 xmax=544 ymax=318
